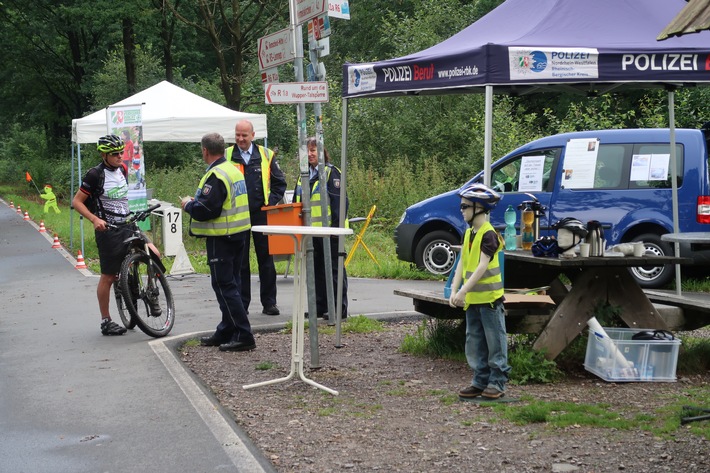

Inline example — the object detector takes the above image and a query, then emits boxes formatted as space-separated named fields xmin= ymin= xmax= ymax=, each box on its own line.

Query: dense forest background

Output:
xmin=1 ymin=0 xmax=708 ymax=222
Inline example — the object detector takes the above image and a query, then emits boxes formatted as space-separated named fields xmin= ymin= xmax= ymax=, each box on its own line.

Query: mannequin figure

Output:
xmin=552 ymin=218 xmax=588 ymax=259
xmin=448 ymin=184 xmax=510 ymax=400
xmin=557 ymin=228 xmax=577 ymax=258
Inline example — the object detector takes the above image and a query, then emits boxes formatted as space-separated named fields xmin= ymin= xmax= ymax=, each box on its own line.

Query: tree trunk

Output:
xmin=122 ymin=18 xmax=137 ymax=94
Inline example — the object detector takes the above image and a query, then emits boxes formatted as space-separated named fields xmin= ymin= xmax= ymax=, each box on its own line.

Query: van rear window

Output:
xmin=629 ymin=144 xmax=684 ymax=189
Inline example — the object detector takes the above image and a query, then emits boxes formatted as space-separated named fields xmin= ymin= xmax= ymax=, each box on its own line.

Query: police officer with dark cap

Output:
xmin=181 ymin=132 xmax=256 ymax=352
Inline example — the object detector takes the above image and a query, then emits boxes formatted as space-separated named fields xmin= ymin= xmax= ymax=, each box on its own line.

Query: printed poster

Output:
xmin=561 ymin=138 xmax=599 ymax=189
xmin=630 ymin=154 xmax=670 ymax=181
xmin=518 ymin=155 xmax=546 ymax=192
xmin=107 ymin=104 xmax=148 ymax=228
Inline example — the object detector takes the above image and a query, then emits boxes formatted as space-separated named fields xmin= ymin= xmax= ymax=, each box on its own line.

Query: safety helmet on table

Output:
xmin=532 ymin=236 xmax=559 ymax=258
xmin=457 ymin=183 xmax=501 ymax=211
xmin=551 ymin=217 xmax=588 ymax=238
xmin=97 ymin=134 xmax=125 ymax=154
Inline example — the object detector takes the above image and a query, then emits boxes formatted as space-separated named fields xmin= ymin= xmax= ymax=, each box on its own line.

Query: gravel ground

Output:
xmin=181 ymin=320 xmax=710 ymax=473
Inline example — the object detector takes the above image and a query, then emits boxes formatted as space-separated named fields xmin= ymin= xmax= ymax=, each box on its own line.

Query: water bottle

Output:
xmin=504 ymin=205 xmax=517 ymax=250
xmin=521 ymin=203 xmax=535 ymax=250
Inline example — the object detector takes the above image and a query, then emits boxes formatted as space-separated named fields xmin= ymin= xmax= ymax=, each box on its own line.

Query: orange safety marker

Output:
xmin=38 ymin=220 xmax=47 ymax=232
xmin=9 ymin=200 xmax=13 ymax=208
xmin=16 ymin=205 xmax=22 ymax=214
xmin=51 ymin=233 xmax=61 ymax=249
xmin=75 ymin=250 xmax=87 ymax=269
xmin=23 ymin=211 xmax=30 ymax=221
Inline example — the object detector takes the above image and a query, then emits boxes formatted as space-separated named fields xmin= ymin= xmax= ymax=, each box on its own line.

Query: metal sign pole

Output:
xmin=289 ymin=0 xmax=321 ymax=367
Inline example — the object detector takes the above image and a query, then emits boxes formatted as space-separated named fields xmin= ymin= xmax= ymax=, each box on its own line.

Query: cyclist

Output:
xmin=72 ymin=134 xmax=160 ymax=336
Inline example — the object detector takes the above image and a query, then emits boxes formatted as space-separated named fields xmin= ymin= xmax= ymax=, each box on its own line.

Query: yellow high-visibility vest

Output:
xmin=461 ymin=221 xmax=504 ymax=308
xmin=225 ymin=145 xmax=273 ymax=204
xmin=190 ymin=161 xmax=250 ymax=236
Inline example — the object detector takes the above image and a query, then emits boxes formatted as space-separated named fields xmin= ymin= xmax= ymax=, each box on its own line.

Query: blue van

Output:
xmin=394 ymin=128 xmax=710 ymax=288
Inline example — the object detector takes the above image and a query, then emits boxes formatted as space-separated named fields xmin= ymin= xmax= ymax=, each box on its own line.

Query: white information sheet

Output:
xmin=561 ymin=138 xmax=599 ymax=189
xmin=631 ymin=153 xmax=670 ymax=181
xmin=518 ymin=155 xmax=546 ymax=192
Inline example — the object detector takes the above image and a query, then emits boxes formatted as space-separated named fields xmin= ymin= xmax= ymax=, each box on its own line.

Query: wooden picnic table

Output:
xmin=503 ymin=250 xmax=691 ymax=359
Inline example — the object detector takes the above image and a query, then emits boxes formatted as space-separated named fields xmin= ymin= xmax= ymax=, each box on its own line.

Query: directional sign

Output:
xmin=258 ymin=27 xmax=294 ymax=71
xmin=265 ymin=82 xmax=329 ymax=104
xmin=296 ymin=0 xmax=327 ymax=25
xmin=328 ymin=0 xmax=350 ymax=20
xmin=261 ymin=68 xmax=280 ymax=84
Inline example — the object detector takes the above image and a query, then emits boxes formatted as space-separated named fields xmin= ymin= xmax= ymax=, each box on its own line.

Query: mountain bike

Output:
xmin=111 ymin=203 xmax=175 ymax=338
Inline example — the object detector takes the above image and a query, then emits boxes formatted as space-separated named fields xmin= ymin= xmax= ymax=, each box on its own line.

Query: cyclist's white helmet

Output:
xmin=458 ymin=183 xmax=501 ymax=212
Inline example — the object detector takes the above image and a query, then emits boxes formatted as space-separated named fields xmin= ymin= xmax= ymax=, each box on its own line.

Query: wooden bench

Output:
xmin=393 ymin=288 xmax=556 ymax=334
xmin=394 ymin=288 xmax=695 ymax=334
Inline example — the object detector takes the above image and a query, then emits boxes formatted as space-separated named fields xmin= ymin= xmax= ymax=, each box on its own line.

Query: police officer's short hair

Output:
xmin=202 ymin=133 xmax=225 ymax=155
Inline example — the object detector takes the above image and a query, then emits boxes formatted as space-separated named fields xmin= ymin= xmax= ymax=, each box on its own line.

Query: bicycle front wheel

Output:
xmin=114 ymin=285 xmax=136 ymax=330
xmin=119 ymin=252 xmax=175 ymax=338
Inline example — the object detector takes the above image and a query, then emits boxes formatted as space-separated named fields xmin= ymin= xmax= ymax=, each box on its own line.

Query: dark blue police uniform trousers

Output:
xmin=313 ymin=235 xmax=348 ymax=317
xmin=207 ymin=233 xmax=253 ymax=343
xmin=239 ymin=208 xmax=277 ymax=310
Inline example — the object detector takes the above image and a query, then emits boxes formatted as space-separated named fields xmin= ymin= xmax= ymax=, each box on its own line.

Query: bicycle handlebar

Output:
xmin=106 ymin=203 xmax=161 ymax=228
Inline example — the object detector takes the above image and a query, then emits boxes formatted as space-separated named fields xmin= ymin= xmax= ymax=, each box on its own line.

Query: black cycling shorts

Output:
xmin=95 ymin=225 xmax=134 ymax=275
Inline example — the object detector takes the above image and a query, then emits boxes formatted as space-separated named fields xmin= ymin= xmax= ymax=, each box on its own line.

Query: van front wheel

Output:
xmin=414 ymin=230 xmax=458 ymax=276
xmin=629 ymin=233 xmax=674 ymax=289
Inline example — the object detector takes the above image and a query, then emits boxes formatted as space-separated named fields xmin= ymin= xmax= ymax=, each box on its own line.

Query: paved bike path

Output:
xmin=0 ymin=200 xmax=435 ymax=472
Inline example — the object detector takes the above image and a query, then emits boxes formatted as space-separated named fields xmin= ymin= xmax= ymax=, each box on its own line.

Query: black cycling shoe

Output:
xmin=148 ymin=298 xmax=163 ymax=317
xmin=101 ymin=319 xmax=127 ymax=336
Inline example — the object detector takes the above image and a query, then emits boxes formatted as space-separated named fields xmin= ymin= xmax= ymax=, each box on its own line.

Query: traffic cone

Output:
xmin=51 ymin=233 xmax=61 ymax=249
xmin=38 ymin=220 xmax=46 ymax=233
xmin=9 ymin=200 xmax=13 ymax=208
xmin=16 ymin=205 xmax=21 ymax=214
xmin=75 ymin=250 xmax=87 ymax=270
xmin=23 ymin=211 xmax=30 ymax=221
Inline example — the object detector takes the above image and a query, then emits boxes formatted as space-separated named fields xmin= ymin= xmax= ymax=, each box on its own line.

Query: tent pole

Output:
xmin=668 ymin=90 xmax=682 ymax=296
xmin=484 ymin=86 xmax=493 ymax=187
xmin=70 ymin=142 xmax=75 ymax=250
xmin=77 ymin=144 xmax=85 ymax=257
xmin=336 ymin=97 xmax=349 ymax=348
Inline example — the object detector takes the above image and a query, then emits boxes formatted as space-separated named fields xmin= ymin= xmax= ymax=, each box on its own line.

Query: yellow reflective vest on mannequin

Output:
xmin=190 ymin=162 xmax=251 ymax=236
xmin=461 ymin=221 xmax=504 ymax=308
xmin=225 ymin=145 xmax=274 ymax=204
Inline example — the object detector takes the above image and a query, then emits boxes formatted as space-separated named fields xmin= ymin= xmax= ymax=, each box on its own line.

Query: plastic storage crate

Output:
xmin=584 ymin=327 xmax=680 ymax=382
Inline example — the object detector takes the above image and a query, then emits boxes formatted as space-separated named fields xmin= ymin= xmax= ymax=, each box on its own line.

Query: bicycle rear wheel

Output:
xmin=119 ymin=252 xmax=175 ymax=338
xmin=114 ymin=285 xmax=136 ymax=329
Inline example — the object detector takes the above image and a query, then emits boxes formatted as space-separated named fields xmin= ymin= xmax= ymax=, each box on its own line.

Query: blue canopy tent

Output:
xmin=340 ymin=0 xmax=710 ymax=293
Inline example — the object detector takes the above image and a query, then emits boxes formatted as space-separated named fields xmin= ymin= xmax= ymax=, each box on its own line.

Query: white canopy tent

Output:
xmin=71 ymin=80 xmax=267 ymax=143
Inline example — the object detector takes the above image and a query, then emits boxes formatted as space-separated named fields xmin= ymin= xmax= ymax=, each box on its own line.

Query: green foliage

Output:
xmin=495 ymin=401 xmax=636 ymax=429
xmin=676 ymin=336 xmax=710 ymax=374
xmin=281 ymin=315 xmax=383 ymax=335
xmin=255 ymin=361 xmax=276 ymax=371
xmin=400 ymin=319 xmax=466 ymax=362
xmin=507 ymin=335 xmax=564 ymax=385
xmin=590 ymin=300 xmax=624 ymax=327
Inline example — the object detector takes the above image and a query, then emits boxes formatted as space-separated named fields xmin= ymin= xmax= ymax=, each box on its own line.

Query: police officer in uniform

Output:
xmin=294 ymin=137 xmax=348 ymax=319
xmin=226 ymin=119 xmax=287 ymax=316
xmin=182 ymin=133 xmax=255 ymax=352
